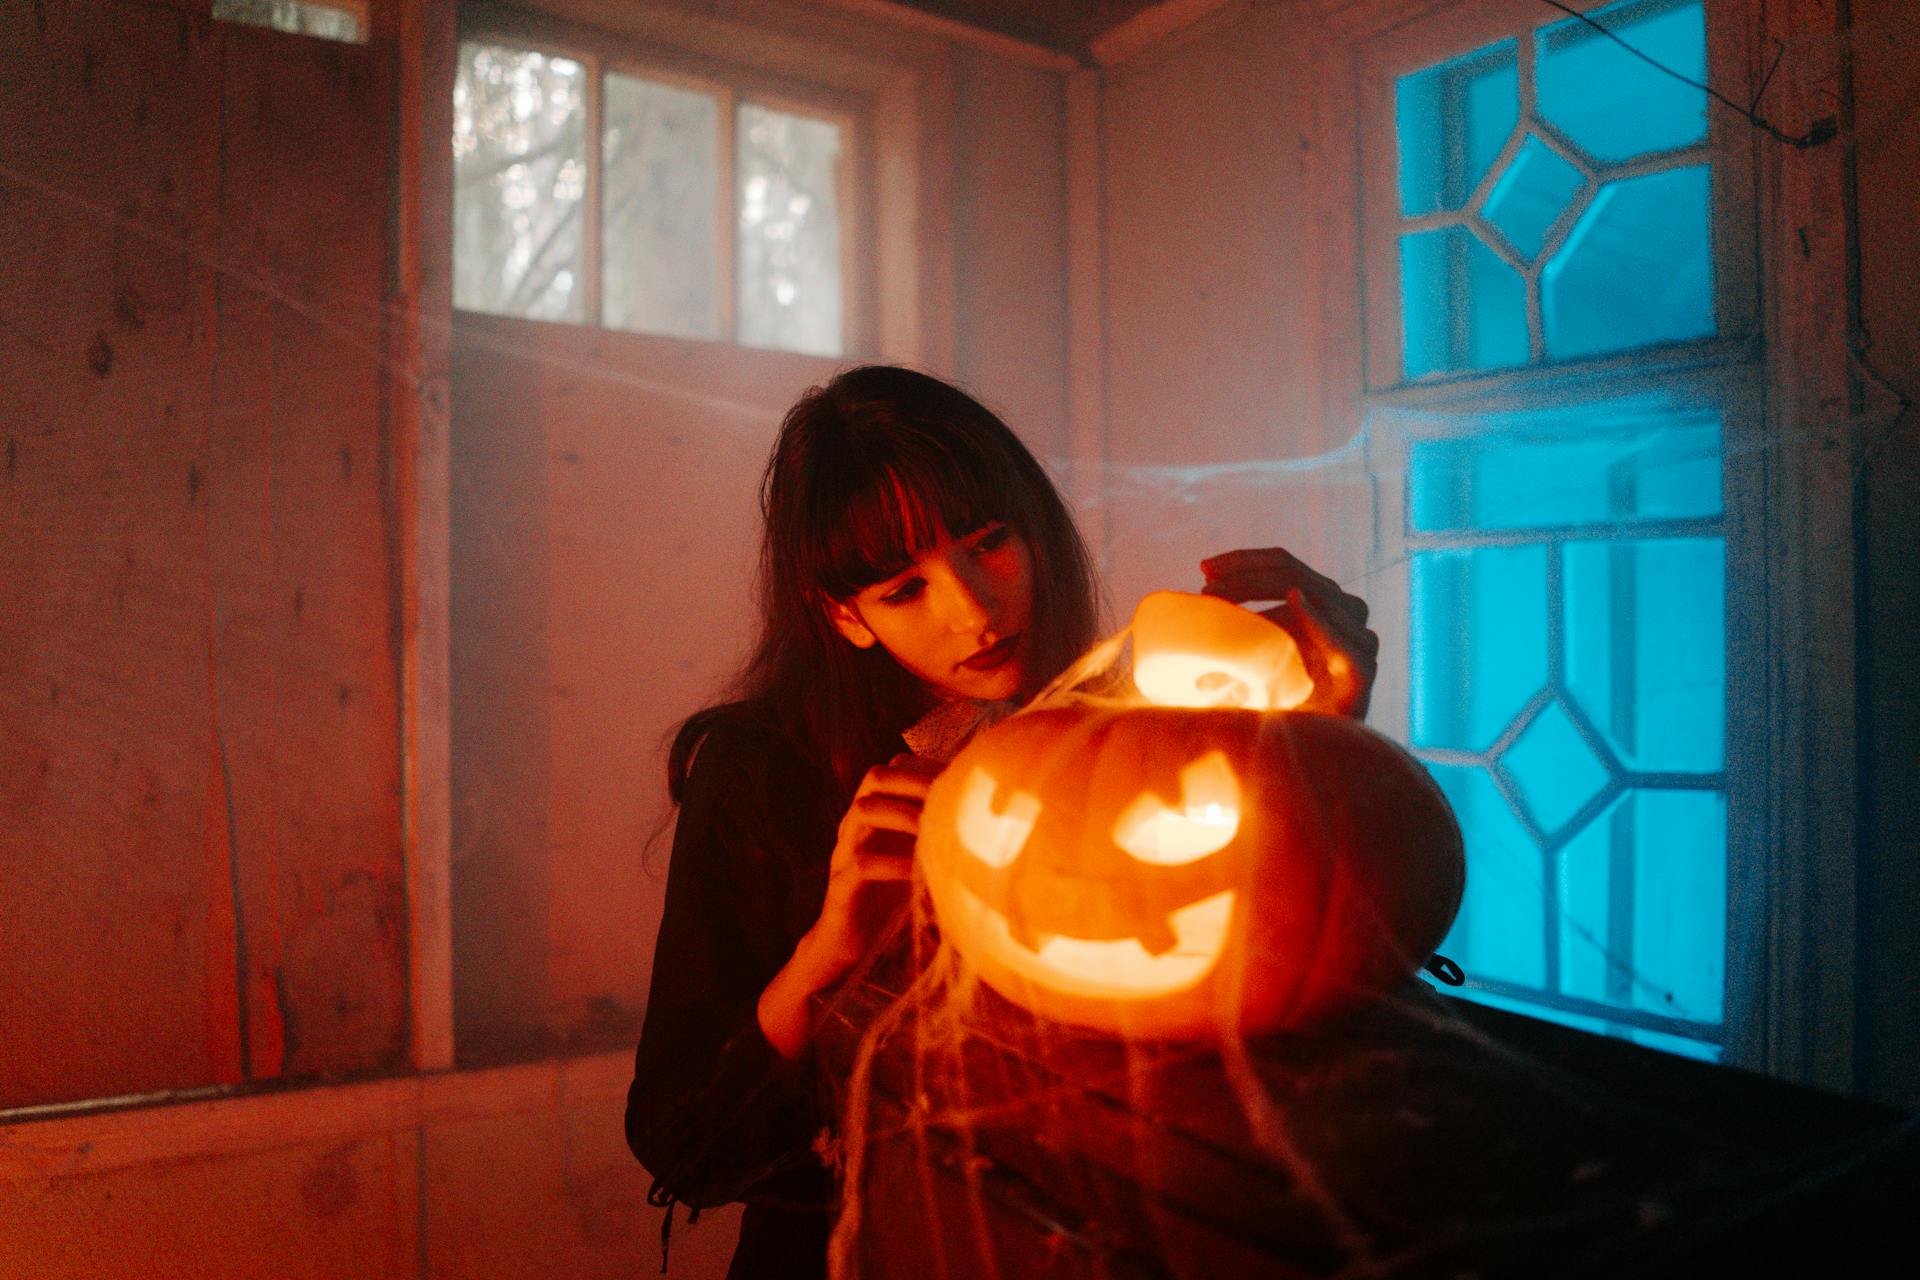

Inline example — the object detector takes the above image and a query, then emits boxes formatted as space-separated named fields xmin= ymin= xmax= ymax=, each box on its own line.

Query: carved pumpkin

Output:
xmin=916 ymin=594 xmax=1464 ymax=1040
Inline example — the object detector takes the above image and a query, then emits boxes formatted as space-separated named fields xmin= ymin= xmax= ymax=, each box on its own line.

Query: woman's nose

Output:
xmin=937 ymin=563 xmax=996 ymax=633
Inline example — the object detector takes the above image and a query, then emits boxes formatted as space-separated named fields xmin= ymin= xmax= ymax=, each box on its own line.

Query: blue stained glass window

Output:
xmin=1388 ymin=0 xmax=1729 ymax=1060
xmin=1410 ymin=547 xmax=1548 ymax=753
xmin=1536 ymin=0 xmax=1709 ymax=165
xmin=1397 ymin=42 xmax=1518 ymax=217
xmin=1544 ymin=165 xmax=1716 ymax=359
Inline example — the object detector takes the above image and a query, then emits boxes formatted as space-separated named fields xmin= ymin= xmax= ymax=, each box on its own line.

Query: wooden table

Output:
xmin=816 ymin=956 xmax=1916 ymax=1278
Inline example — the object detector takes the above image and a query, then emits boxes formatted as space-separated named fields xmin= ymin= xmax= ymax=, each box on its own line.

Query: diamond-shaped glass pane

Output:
xmin=1544 ymin=165 xmax=1714 ymax=360
xmin=1537 ymin=0 xmax=1708 ymax=165
xmin=1396 ymin=41 xmax=1518 ymax=217
xmin=1400 ymin=226 xmax=1528 ymax=379
xmin=1481 ymin=134 xmax=1586 ymax=261
xmin=1410 ymin=546 xmax=1547 ymax=753
xmin=1501 ymin=699 xmax=1612 ymax=835
xmin=1427 ymin=762 xmax=1546 ymax=989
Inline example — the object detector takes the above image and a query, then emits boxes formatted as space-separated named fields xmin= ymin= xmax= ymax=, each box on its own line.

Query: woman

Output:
xmin=625 ymin=365 xmax=1375 ymax=1279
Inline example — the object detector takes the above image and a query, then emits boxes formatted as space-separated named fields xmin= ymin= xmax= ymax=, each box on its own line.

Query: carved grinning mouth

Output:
xmin=947 ymin=884 xmax=1236 ymax=999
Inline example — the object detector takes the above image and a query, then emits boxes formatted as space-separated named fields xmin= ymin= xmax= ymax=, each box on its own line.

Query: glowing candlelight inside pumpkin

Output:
xmin=1130 ymin=591 xmax=1314 ymax=711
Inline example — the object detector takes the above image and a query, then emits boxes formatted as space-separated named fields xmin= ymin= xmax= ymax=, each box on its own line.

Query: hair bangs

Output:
xmin=808 ymin=429 xmax=1015 ymax=599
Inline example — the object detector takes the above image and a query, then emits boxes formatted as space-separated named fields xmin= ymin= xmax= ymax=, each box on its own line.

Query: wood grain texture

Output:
xmin=0 ymin=0 xmax=409 ymax=1107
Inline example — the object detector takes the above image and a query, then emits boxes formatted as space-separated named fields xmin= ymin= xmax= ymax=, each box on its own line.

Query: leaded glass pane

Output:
xmin=1395 ymin=42 xmax=1518 ymax=217
xmin=1409 ymin=414 xmax=1721 ymax=533
xmin=1480 ymin=134 xmax=1586 ymax=261
xmin=602 ymin=74 xmax=722 ymax=341
xmin=1502 ymin=699 xmax=1612 ymax=836
xmin=1565 ymin=538 xmax=1725 ymax=772
xmin=737 ymin=104 xmax=843 ymax=356
xmin=453 ymin=43 xmax=588 ymax=322
xmin=1409 ymin=546 xmax=1547 ymax=752
xmin=1544 ymin=165 xmax=1715 ymax=359
xmin=1628 ymin=789 xmax=1726 ymax=1022
xmin=1556 ymin=797 xmax=1621 ymax=1003
xmin=1399 ymin=226 xmax=1527 ymax=380
xmin=1536 ymin=0 xmax=1709 ymax=165
xmin=1429 ymin=763 xmax=1547 ymax=988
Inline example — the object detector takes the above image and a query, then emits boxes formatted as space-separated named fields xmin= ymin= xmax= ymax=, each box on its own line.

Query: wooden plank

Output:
xmin=0 ymin=1052 xmax=631 ymax=1182
xmin=0 ymin=0 xmax=236 ymax=1107
xmin=208 ymin=18 xmax=410 ymax=1084
xmin=392 ymin=0 xmax=459 ymax=1074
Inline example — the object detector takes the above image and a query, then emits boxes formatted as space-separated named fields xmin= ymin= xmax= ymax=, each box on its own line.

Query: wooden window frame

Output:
xmin=456 ymin=3 xmax=876 ymax=356
xmin=1333 ymin=0 xmax=1861 ymax=1086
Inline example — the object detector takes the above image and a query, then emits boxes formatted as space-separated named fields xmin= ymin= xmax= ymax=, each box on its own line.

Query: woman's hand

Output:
xmin=1200 ymin=547 xmax=1379 ymax=719
xmin=758 ymin=753 xmax=941 ymax=1058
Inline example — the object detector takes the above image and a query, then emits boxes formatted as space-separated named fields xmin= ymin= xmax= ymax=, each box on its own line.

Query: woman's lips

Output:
xmin=961 ymin=634 xmax=1021 ymax=672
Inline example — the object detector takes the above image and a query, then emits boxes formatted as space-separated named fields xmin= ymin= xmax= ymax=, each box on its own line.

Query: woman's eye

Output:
xmin=973 ymin=525 xmax=1011 ymax=554
xmin=880 ymin=578 xmax=925 ymax=606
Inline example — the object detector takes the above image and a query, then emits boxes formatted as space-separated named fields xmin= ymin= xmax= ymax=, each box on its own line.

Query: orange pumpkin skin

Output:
xmin=918 ymin=705 xmax=1465 ymax=1040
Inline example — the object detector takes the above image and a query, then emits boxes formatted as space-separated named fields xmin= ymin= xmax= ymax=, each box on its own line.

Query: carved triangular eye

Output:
xmin=1110 ymin=751 xmax=1241 ymax=865
xmin=955 ymin=766 xmax=1040 ymax=868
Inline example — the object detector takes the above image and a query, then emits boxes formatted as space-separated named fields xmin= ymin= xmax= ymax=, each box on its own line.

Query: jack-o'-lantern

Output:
xmin=916 ymin=593 xmax=1464 ymax=1039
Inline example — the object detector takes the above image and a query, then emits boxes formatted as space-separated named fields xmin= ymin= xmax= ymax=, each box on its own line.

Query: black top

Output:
xmin=625 ymin=706 xmax=845 ymax=1280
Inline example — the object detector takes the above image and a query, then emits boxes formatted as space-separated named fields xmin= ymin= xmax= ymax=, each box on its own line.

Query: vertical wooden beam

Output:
xmin=1745 ymin=0 xmax=1862 ymax=1093
xmin=393 ymin=0 xmax=458 ymax=1073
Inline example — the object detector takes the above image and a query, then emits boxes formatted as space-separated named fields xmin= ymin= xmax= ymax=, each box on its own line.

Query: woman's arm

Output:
xmin=625 ymin=721 xmax=836 ymax=1208
xmin=756 ymin=753 xmax=938 ymax=1059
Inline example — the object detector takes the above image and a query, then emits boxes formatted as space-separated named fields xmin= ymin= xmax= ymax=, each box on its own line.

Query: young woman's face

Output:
xmin=829 ymin=521 xmax=1036 ymax=702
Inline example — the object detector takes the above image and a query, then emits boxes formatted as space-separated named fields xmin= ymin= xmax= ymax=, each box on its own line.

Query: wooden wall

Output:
xmin=1 ymin=0 xmax=409 ymax=1108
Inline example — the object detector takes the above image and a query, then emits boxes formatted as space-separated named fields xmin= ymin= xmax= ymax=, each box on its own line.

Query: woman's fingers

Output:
xmin=1269 ymin=587 xmax=1375 ymax=718
xmin=1202 ymin=546 xmax=1369 ymax=627
xmin=845 ymin=791 xmax=924 ymax=835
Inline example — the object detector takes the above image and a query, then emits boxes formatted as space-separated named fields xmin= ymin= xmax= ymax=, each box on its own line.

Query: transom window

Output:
xmin=1362 ymin=0 xmax=1749 ymax=1063
xmin=1391 ymin=0 xmax=1715 ymax=378
xmin=453 ymin=37 xmax=857 ymax=356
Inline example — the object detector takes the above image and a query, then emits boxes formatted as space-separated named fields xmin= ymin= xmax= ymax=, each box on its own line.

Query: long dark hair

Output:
xmin=670 ymin=365 xmax=1102 ymax=802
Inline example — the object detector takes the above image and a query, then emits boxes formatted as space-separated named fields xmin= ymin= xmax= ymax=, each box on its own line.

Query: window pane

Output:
xmin=737 ymin=104 xmax=844 ymax=356
xmin=1628 ymin=789 xmax=1727 ymax=1023
xmin=1429 ymin=763 xmax=1547 ymax=988
xmin=1396 ymin=41 xmax=1517 ymax=217
xmin=1410 ymin=546 xmax=1548 ymax=752
xmin=1566 ymin=538 xmax=1725 ymax=772
xmin=1536 ymin=0 xmax=1708 ymax=165
xmin=453 ymin=43 xmax=588 ymax=322
xmin=1557 ymin=789 xmax=1727 ymax=1031
xmin=1409 ymin=413 xmax=1722 ymax=533
xmin=602 ymin=74 xmax=722 ymax=341
xmin=1480 ymin=134 xmax=1586 ymax=262
xmin=1400 ymin=226 xmax=1527 ymax=380
xmin=212 ymin=0 xmax=365 ymax=43
xmin=1544 ymin=164 xmax=1715 ymax=359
